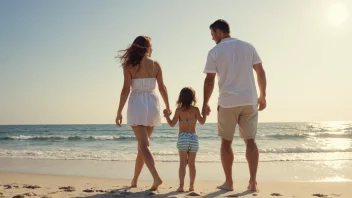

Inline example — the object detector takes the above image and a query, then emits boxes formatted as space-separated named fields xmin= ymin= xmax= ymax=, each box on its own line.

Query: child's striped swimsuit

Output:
xmin=177 ymin=132 xmax=199 ymax=152
xmin=176 ymin=119 xmax=199 ymax=152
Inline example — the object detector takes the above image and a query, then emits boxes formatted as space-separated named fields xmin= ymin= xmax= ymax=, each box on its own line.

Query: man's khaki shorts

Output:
xmin=218 ymin=105 xmax=258 ymax=140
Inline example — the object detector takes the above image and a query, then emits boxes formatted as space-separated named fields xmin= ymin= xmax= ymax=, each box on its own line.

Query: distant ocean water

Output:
xmin=0 ymin=122 xmax=351 ymax=163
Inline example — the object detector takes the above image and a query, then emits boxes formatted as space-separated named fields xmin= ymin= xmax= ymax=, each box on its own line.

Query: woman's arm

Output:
xmin=196 ymin=107 xmax=206 ymax=125
xmin=155 ymin=61 xmax=171 ymax=112
xmin=165 ymin=108 xmax=179 ymax=127
xmin=116 ymin=68 xmax=132 ymax=126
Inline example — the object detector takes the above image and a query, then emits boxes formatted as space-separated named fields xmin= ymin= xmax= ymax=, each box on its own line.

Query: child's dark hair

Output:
xmin=177 ymin=87 xmax=197 ymax=110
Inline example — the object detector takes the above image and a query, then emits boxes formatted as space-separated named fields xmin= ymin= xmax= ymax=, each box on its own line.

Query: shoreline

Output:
xmin=1 ymin=172 xmax=352 ymax=197
xmin=1 ymin=158 xmax=351 ymax=182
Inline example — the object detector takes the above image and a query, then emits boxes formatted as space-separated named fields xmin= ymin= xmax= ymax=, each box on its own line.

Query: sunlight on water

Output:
xmin=326 ymin=138 xmax=350 ymax=150
xmin=317 ymin=176 xmax=352 ymax=182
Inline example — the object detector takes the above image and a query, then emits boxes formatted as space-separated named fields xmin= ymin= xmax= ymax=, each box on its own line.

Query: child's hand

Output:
xmin=202 ymin=111 xmax=207 ymax=117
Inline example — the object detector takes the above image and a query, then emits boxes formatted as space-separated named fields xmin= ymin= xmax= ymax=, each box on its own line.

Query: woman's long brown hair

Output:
xmin=117 ymin=36 xmax=151 ymax=67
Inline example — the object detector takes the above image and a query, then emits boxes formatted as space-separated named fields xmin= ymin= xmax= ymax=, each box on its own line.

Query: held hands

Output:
xmin=163 ymin=109 xmax=172 ymax=118
xmin=202 ymin=104 xmax=211 ymax=116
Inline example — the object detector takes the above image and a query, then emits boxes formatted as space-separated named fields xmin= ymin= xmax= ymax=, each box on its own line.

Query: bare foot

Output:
xmin=150 ymin=178 xmax=162 ymax=191
xmin=176 ymin=186 xmax=184 ymax=192
xmin=217 ymin=182 xmax=234 ymax=191
xmin=131 ymin=179 xmax=137 ymax=188
xmin=247 ymin=181 xmax=258 ymax=192
xmin=189 ymin=185 xmax=194 ymax=191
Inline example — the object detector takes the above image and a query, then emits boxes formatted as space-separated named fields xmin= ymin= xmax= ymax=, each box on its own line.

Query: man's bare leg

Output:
xmin=217 ymin=138 xmax=234 ymax=191
xmin=244 ymin=139 xmax=259 ymax=191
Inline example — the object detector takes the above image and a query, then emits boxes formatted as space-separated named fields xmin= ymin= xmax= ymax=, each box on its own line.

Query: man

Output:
xmin=202 ymin=19 xmax=267 ymax=191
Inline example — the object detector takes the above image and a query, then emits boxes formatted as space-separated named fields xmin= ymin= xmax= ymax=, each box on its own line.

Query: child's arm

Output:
xmin=164 ymin=108 xmax=180 ymax=127
xmin=196 ymin=107 xmax=206 ymax=125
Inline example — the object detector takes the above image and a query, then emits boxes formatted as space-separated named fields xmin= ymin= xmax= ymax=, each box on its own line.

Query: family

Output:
xmin=115 ymin=19 xmax=267 ymax=192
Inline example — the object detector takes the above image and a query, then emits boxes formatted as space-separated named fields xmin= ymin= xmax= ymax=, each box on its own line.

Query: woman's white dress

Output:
xmin=127 ymin=64 xmax=161 ymax=127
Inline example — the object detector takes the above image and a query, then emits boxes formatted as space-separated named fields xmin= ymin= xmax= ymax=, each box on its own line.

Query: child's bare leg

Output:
xmin=188 ymin=152 xmax=197 ymax=191
xmin=177 ymin=150 xmax=188 ymax=192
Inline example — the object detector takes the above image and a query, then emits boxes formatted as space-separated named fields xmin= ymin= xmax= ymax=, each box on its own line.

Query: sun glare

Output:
xmin=328 ymin=3 xmax=349 ymax=25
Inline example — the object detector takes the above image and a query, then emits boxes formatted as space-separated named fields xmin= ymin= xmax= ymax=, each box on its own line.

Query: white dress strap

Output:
xmin=152 ymin=60 xmax=155 ymax=77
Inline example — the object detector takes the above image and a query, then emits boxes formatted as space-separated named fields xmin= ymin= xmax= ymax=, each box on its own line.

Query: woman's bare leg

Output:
xmin=131 ymin=126 xmax=154 ymax=187
xmin=133 ymin=126 xmax=162 ymax=191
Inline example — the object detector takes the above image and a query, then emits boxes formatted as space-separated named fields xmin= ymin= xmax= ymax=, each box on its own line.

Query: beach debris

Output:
xmin=59 ymin=186 xmax=76 ymax=192
xmin=253 ymin=194 xmax=258 ymax=196
xmin=41 ymin=196 xmax=52 ymax=198
xmin=187 ymin=192 xmax=201 ymax=196
xmin=23 ymin=192 xmax=37 ymax=196
xmin=23 ymin=185 xmax=40 ymax=189
xmin=312 ymin=194 xmax=327 ymax=197
xmin=83 ymin=188 xmax=95 ymax=193
xmin=148 ymin=192 xmax=155 ymax=196
xmin=271 ymin=193 xmax=282 ymax=196
xmin=95 ymin=189 xmax=105 ymax=192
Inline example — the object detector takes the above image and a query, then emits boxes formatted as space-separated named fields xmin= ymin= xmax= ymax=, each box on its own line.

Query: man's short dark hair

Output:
xmin=209 ymin=19 xmax=230 ymax=34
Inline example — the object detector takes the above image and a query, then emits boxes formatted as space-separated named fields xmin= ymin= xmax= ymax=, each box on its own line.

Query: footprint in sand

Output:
xmin=4 ymin=184 xmax=19 ymax=189
xmin=83 ymin=189 xmax=95 ymax=193
xmin=95 ymin=190 xmax=106 ymax=193
xmin=271 ymin=193 xmax=283 ymax=196
xmin=12 ymin=195 xmax=24 ymax=198
xmin=59 ymin=186 xmax=76 ymax=192
xmin=312 ymin=194 xmax=328 ymax=197
xmin=23 ymin=192 xmax=37 ymax=196
xmin=23 ymin=185 xmax=40 ymax=189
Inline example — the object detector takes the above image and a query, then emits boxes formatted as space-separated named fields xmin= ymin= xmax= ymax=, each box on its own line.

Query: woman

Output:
xmin=115 ymin=36 xmax=170 ymax=191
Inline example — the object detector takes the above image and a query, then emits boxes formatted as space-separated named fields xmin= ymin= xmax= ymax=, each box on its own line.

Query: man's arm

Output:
xmin=253 ymin=63 xmax=267 ymax=111
xmin=203 ymin=73 xmax=216 ymax=115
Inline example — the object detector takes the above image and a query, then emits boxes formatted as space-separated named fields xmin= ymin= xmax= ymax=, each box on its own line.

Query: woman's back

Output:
xmin=129 ymin=58 xmax=159 ymax=79
xmin=129 ymin=58 xmax=158 ymax=92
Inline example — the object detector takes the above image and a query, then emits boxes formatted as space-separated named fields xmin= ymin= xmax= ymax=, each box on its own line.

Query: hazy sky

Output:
xmin=1 ymin=0 xmax=351 ymax=125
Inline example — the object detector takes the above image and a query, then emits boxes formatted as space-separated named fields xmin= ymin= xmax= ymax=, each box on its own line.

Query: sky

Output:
xmin=0 ymin=0 xmax=351 ymax=125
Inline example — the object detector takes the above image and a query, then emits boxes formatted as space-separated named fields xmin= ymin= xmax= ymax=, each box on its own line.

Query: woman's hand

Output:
xmin=163 ymin=109 xmax=172 ymax=117
xmin=115 ymin=113 xmax=123 ymax=127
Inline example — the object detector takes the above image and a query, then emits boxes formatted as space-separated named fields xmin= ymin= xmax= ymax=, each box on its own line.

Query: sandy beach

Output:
xmin=0 ymin=171 xmax=351 ymax=198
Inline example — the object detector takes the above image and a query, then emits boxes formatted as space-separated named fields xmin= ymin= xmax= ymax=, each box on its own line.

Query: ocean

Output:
xmin=1 ymin=122 xmax=351 ymax=163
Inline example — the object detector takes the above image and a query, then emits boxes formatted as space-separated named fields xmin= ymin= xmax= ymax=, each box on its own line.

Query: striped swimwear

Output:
xmin=177 ymin=132 xmax=199 ymax=152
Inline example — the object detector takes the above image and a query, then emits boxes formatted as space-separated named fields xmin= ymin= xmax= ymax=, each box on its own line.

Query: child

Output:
xmin=164 ymin=87 xmax=206 ymax=192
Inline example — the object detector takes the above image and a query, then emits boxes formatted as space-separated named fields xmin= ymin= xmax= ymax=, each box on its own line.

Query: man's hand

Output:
xmin=202 ymin=104 xmax=211 ymax=116
xmin=258 ymin=96 xmax=266 ymax=111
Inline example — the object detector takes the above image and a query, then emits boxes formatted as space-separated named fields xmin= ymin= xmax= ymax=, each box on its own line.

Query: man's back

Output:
xmin=203 ymin=37 xmax=262 ymax=108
